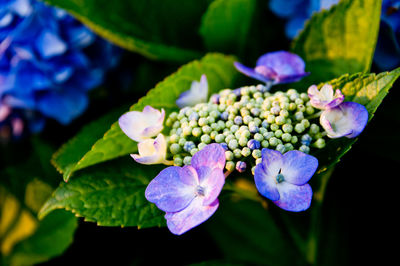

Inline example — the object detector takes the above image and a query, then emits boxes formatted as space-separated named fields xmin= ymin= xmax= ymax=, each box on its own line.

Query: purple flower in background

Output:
xmin=320 ymin=102 xmax=368 ymax=138
xmin=254 ymin=149 xmax=318 ymax=212
xmin=0 ymin=0 xmax=120 ymax=136
xmin=145 ymin=143 xmax=225 ymax=235
xmin=374 ymin=0 xmax=400 ymax=70
xmin=234 ymin=51 xmax=309 ymax=86
xmin=269 ymin=0 xmax=339 ymax=39
xmin=176 ymin=74 xmax=208 ymax=108
xmin=307 ymin=84 xmax=344 ymax=110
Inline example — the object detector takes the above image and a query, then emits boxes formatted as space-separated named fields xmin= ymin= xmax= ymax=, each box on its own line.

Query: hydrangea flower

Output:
xmin=118 ymin=106 xmax=165 ymax=142
xmin=254 ymin=149 xmax=318 ymax=212
xmin=269 ymin=0 xmax=339 ymax=38
xmin=131 ymin=134 xmax=172 ymax=165
xmin=374 ymin=0 xmax=400 ymax=70
xmin=234 ymin=51 xmax=309 ymax=86
xmin=176 ymin=74 xmax=208 ymax=108
xmin=0 ymin=0 xmax=120 ymax=136
xmin=320 ymin=102 xmax=368 ymax=138
xmin=145 ymin=143 xmax=225 ymax=235
xmin=307 ymin=84 xmax=344 ymax=110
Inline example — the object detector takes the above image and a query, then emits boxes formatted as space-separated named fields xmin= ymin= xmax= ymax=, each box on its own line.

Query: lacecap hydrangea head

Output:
xmin=0 ymin=0 xmax=121 ymax=137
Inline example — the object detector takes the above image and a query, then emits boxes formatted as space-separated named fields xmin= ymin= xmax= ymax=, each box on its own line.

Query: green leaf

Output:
xmin=6 ymin=210 xmax=77 ymax=266
xmin=43 ymin=0 xmax=210 ymax=62
xmin=56 ymin=53 xmax=240 ymax=181
xmin=313 ymin=68 xmax=400 ymax=173
xmin=199 ymin=0 xmax=257 ymax=55
xmin=207 ymin=198 xmax=304 ymax=265
xmin=291 ymin=0 xmax=382 ymax=89
xmin=39 ymin=157 xmax=165 ymax=228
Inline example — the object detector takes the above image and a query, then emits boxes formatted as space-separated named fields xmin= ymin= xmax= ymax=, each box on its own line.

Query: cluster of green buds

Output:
xmin=164 ymin=84 xmax=326 ymax=174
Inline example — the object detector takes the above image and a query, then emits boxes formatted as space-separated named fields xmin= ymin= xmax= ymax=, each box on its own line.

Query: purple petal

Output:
xmin=281 ymin=150 xmax=318 ymax=185
xmin=256 ymin=51 xmax=307 ymax=82
xmin=165 ymin=198 xmax=219 ymax=235
xmin=274 ymin=183 xmax=312 ymax=212
xmin=233 ymin=62 xmax=272 ymax=83
xmin=253 ymin=149 xmax=283 ymax=201
xmin=191 ymin=143 xmax=226 ymax=173
xmin=320 ymin=102 xmax=368 ymax=139
xmin=145 ymin=166 xmax=198 ymax=213
xmin=276 ymin=72 xmax=310 ymax=84
xmin=196 ymin=167 xmax=225 ymax=206
xmin=35 ymin=30 xmax=67 ymax=58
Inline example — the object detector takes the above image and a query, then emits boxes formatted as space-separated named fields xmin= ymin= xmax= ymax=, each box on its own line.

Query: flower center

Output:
xmin=195 ymin=186 xmax=205 ymax=197
xmin=276 ymin=173 xmax=285 ymax=183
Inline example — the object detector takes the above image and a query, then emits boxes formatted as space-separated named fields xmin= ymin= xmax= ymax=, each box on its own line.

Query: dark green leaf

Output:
xmin=39 ymin=157 xmax=165 ymax=228
xmin=43 ymin=0 xmax=211 ymax=62
xmin=291 ymin=0 xmax=382 ymax=89
xmin=199 ymin=0 xmax=257 ymax=55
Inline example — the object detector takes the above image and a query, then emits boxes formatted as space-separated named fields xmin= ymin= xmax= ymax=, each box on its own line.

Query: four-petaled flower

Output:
xmin=254 ymin=149 xmax=318 ymax=212
xmin=234 ymin=51 xmax=309 ymax=86
xmin=131 ymin=134 xmax=172 ymax=165
xmin=320 ymin=102 xmax=368 ymax=139
xmin=307 ymin=84 xmax=344 ymax=110
xmin=176 ymin=75 xmax=208 ymax=108
xmin=145 ymin=143 xmax=225 ymax=235
xmin=118 ymin=106 xmax=165 ymax=142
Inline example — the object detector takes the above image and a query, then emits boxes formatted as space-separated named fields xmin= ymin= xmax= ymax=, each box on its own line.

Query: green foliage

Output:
xmin=313 ymin=68 xmax=400 ymax=173
xmin=54 ymin=53 xmax=240 ymax=181
xmin=199 ymin=0 xmax=257 ymax=55
xmin=0 ymin=140 xmax=78 ymax=265
xmin=39 ymin=158 xmax=165 ymax=228
xmin=207 ymin=198 xmax=304 ymax=265
xmin=43 ymin=0 xmax=212 ymax=62
xmin=291 ymin=0 xmax=382 ymax=89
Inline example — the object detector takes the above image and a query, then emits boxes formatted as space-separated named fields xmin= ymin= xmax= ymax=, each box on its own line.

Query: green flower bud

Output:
xmin=289 ymin=102 xmax=297 ymax=111
xmin=261 ymin=140 xmax=269 ymax=148
xmin=198 ymin=143 xmax=207 ymax=150
xmin=284 ymin=143 xmax=294 ymax=151
xmin=192 ymin=127 xmax=202 ymax=137
xmin=252 ymin=149 xmax=262 ymax=159
xmin=241 ymin=147 xmax=251 ymax=157
xmin=314 ymin=138 xmax=326 ymax=149
xmin=169 ymin=134 xmax=179 ymax=143
xmin=215 ymin=134 xmax=225 ymax=143
xmin=274 ymin=129 xmax=283 ymax=138
xmin=202 ymin=125 xmax=212 ymax=134
xmin=173 ymin=121 xmax=180 ymax=129
xmin=295 ymin=123 xmax=305 ymax=133
xmin=233 ymin=148 xmax=242 ymax=158
xmin=170 ymin=143 xmax=181 ymax=155
xmin=178 ymin=138 xmax=186 ymax=146
xmin=263 ymin=132 xmax=274 ymax=140
xmin=225 ymin=134 xmax=235 ymax=143
xmin=275 ymin=115 xmax=286 ymax=125
xmin=226 ymin=161 xmax=235 ymax=172
xmin=217 ymin=120 xmax=226 ymax=130
xmin=267 ymin=114 xmax=276 ymax=124
xmin=301 ymin=119 xmax=310 ymax=128
xmin=210 ymin=110 xmax=220 ymax=118
xmin=239 ymin=136 xmax=248 ymax=147
xmin=254 ymin=133 xmax=263 ymax=142
xmin=270 ymin=123 xmax=279 ymax=131
xmin=299 ymin=145 xmax=310 ymax=154
xmin=226 ymin=120 xmax=234 ymax=128
xmin=183 ymin=156 xmax=192 ymax=165
xmin=210 ymin=131 xmax=218 ymax=140
xmin=253 ymin=118 xmax=262 ymax=126
xmin=295 ymin=98 xmax=304 ymax=105
xmin=282 ymin=133 xmax=292 ymax=142
xmin=269 ymin=137 xmax=279 ymax=147
xmin=243 ymin=115 xmax=253 ymax=124
xmin=300 ymin=92 xmax=308 ymax=101
xmin=189 ymin=120 xmax=198 ymax=128
xmin=251 ymin=166 xmax=256 ymax=175
xmin=276 ymin=144 xmax=286 ymax=153
xmin=282 ymin=124 xmax=293 ymax=133
xmin=177 ymin=113 xmax=185 ymax=120
xmin=198 ymin=117 xmax=207 ymax=126
xmin=294 ymin=111 xmax=304 ymax=121
xmin=297 ymin=104 xmax=306 ymax=112
xmin=241 ymin=129 xmax=251 ymax=138
xmin=190 ymin=148 xmax=199 ymax=156
xmin=230 ymin=125 xmax=239 ymax=133
xmin=309 ymin=124 xmax=320 ymax=135
xmin=291 ymin=135 xmax=298 ymax=144
xmin=225 ymin=151 xmax=234 ymax=161
xmin=199 ymin=110 xmax=208 ymax=117
xmin=201 ymin=134 xmax=211 ymax=144
xmin=228 ymin=139 xmax=239 ymax=150
xmin=174 ymin=157 xmax=183 ymax=166
xmin=169 ymin=112 xmax=178 ymax=120
xmin=280 ymin=109 xmax=289 ymax=117
xmin=259 ymin=127 xmax=267 ymax=134
xmin=306 ymin=106 xmax=315 ymax=115
xmin=182 ymin=126 xmax=192 ymax=136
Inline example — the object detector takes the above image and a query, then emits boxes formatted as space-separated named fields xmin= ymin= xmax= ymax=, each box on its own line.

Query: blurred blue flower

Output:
xmin=269 ymin=0 xmax=339 ymax=39
xmin=374 ymin=0 xmax=400 ymax=70
xmin=0 ymin=0 xmax=120 ymax=136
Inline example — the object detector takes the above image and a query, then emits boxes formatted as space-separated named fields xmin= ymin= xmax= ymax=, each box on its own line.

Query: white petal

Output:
xmin=118 ymin=106 xmax=164 ymax=142
xmin=131 ymin=134 xmax=168 ymax=165
xmin=176 ymin=75 xmax=208 ymax=108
